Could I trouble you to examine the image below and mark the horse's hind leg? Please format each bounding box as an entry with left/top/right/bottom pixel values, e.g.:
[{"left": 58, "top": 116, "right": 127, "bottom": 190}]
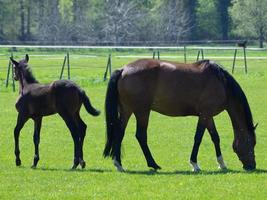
[
  {"left": 113, "top": 109, "right": 131, "bottom": 172},
  {"left": 190, "top": 117, "right": 206, "bottom": 172},
  {"left": 135, "top": 111, "right": 161, "bottom": 170},
  {"left": 14, "top": 113, "right": 28, "bottom": 166},
  {"left": 61, "top": 114, "right": 80, "bottom": 169},
  {"left": 206, "top": 118, "right": 227, "bottom": 170},
  {"left": 76, "top": 114, "right": 87, "bottom": 169},
  {"left": 31, "top": 117, "right": 42, "bottom": 168}
]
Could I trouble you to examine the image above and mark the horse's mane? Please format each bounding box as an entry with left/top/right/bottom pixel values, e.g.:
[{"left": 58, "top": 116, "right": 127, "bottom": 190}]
[
  {"left": 22, "top": 65, "right": 39, "bottom": 84},
  {"left": 210, "top": 61, "right": 255, "bottom": 136}
]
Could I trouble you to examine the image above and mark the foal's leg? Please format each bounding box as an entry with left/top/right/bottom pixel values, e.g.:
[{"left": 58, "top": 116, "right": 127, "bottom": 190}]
[
  {"left": 206, "top": 118, "right": 227, "bottom": 170},
  {"left": 190, "top": 118, "right": 205, "bottom": 172},
  {"left": 31, "top": 117, "right": 42, "bottom": 168},
  {"left": 135, "top": 111, "right": 161, "bottom": 170},
  {"left": 113, "top": 110, "right": 131, "bottom": 172},
  {"left": 14, "top": 113, "right": 28, "bottom": 166},
  {"left": 76, "top": 114, "right": 87, "bottom": 168}
]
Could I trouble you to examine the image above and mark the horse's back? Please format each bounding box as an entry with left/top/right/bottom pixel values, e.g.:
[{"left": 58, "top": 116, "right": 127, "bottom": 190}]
[{"left": 118, "top": 59, "right": 227, "bottom": 117}]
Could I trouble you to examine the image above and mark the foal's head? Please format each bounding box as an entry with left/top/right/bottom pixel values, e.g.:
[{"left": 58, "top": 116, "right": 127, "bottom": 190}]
[{"left": 10, "top": 54, "right": 29, "bottom": 81}]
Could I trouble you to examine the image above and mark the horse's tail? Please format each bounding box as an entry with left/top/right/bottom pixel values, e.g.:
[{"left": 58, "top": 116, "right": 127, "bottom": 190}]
[
  {"left": 80, "top": 91, "right": 100, "bottom": 116},
  {"left": 103, "top": 69, "right": 123, "bottom": 158}
]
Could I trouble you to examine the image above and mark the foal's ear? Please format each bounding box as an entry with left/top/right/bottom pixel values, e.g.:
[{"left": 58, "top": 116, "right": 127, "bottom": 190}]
[
  {"left": 254, "top": 123, "right": 259, "bottom": 130},
  {"left": 10, "top": 57, "right": 19, "bottom": 66},
  {"left": 25, "top": 54, "right": 29, "bottom": 62}
]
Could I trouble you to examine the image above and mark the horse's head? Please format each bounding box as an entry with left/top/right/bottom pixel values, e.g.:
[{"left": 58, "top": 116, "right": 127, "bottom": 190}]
[
  {"left": 10, "top": 54, "right": 29, "bottom": 81},
  {"left": 233, "top": 124, "right": 257, "bottom": 170}
]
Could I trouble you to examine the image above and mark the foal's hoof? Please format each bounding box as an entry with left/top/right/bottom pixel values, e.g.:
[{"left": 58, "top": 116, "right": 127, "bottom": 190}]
[{"left": 16, "top": 159, "right": 21, "bottom": 166}]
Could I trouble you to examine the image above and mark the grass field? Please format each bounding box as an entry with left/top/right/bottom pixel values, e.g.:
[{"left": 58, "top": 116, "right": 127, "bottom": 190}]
[{"left": 0, "top": 48, "right": 266, "bottom": 199}]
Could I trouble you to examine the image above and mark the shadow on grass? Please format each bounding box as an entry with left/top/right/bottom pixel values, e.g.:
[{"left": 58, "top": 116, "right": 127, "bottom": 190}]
[
  {"left": 19, "top": 166, "right": 267, "bottom": 176},
  {"left": 34, "top": 167, "right": 112, "bottom": 173},
  {"left": 124, "top": 168, "right": 267, "bottom": 176}
]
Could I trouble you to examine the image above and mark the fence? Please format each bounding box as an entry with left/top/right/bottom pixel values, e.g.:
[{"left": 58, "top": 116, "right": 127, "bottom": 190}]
[{"left": 1, "top": 45, "right": 267, "bottom": 91}]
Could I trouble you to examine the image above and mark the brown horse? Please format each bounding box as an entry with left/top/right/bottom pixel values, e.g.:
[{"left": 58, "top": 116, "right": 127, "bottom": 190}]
[
  {"left": 104, "top": 59, "right": 257, "bottom": 172},
  {"left": 10, "top": 55, "right": 100, "bottom": 169}
]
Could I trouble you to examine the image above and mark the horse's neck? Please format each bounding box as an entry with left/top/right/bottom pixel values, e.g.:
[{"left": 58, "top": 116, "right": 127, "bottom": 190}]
[
  {"left": 19, "top": 78, "right": 34, "bottom": 95},
  {"left": 226, "top": 98, "right": 247, "bottom": 134}
]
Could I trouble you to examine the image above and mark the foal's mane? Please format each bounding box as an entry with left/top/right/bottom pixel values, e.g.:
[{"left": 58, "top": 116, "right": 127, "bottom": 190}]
[
  {"left": 210, "top": 61, "right": 255, "bottom": 136},
  {"left": 22, "top": 64, "right": 39, "bottom": 84}
]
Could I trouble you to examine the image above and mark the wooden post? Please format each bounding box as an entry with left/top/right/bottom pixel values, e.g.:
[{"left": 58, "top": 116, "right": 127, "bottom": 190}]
[
  {"left": 5, "top": 52, "right": 15, "bottom": 91},
  {"left": 67, "top": 52, "right": 70, "bottom": 79},
  {"left": 59, "top": 55, "right": 67, "bottom": 79},
  {"left": 11, "top": 62, "right": 15, "bottom": 92},
  {"left": 104, "top": 54, "right": 112, "bottom": 81},
  {"left": 183, "top": 46, "right": 187, "bottom": 63},
  {"left": 243, "top": 47, "right": 247, "bottom": 74},
  {"left": 196, "top": 50, "right": 200, "bottom": 61},
  {"left": 232, "top": 49, "right": 237, "bottom": 74},
  {"left": 152, "top": 51, "right": 156, "bottom": 59},
  {"left": 5, "top": 60, "right": 11, "bottom": 87},
  {"left": 201, "top": 49, "right": 204, "bottom": 59}
]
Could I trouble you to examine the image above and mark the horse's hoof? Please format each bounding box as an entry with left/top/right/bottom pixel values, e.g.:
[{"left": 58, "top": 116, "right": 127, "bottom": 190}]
[
  {"left": 190, "top": 160, "right": 201, "bottom": 172},
  {"left": 149, "top": 164, "right": 161, "bottom": 171},
  {"left": 113, "top": 160, "right": 125, "bottom": 172},
  {"left": 31, "top": 165, "right": 37, "bottom": 169},
  {"left": 16, "top": 159, "right": 21, "bottom": 166},
  {"left": 79, "top": 160, "right": 86, "bottom": 169}
]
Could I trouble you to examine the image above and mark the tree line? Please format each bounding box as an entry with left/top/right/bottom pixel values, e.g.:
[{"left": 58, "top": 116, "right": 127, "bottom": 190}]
[{"left": 0, "top": 0, "right": 266, "bottom": 47}]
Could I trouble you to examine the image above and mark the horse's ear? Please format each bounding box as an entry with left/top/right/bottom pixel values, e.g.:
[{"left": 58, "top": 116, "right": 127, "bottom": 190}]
[
  {"left": 25, "top": 54, "right": 29, "bottom": 62},
  {"left": 10, "top": 57, "right": 18, "bottom": 66},
  {"left": 254, "top": 123, "right": 258, "bottom": 130}
]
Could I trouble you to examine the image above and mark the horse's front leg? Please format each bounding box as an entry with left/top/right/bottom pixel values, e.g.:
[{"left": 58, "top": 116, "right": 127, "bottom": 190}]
[
  {"left": 14, "top": 113, "right": 28, "bottom": 166},
  {"left": 32, "top": 117, "right": 42, "bottom": 168}
]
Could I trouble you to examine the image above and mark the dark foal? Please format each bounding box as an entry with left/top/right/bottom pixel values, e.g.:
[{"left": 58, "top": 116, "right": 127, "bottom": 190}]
[
  {"left": 11, "top": 55, "right": 100, "bottom": 169},
  {"left": 104, "top": 59, "right": 257, "bottom": 172}
]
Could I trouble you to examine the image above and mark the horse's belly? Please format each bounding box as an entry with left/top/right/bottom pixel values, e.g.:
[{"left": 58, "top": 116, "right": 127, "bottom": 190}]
[{"left": 151, "top": 101, "right": 197, "bottom": 116}]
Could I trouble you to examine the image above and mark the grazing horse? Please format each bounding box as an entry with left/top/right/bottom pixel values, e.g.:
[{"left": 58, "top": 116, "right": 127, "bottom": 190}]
[
  {"left": 10, "top": 55, "right": 100, "bottom": 169},
  {"left": 104, "top": 59, "right": 257, "bottom": 172}
]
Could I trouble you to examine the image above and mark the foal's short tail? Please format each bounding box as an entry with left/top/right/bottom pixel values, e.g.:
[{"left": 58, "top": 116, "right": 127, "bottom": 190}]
[
  {"left": 103, "top": 69, "right": 123, "bottom": 158},
  {"left": 80, "top": 91, "right": 100, "bottom": 116}
]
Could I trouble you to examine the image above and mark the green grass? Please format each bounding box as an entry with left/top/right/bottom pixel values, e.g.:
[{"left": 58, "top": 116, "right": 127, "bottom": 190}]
[{"left": 0, "top": 49, "right": 266, "bottom": 199}]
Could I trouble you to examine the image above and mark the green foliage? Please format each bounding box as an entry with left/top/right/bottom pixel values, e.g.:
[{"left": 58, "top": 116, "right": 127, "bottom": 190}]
[
  {"left": 230, "top": 0, "right": 267, "bottom": 47},
  {"left": 196, "top": 0, "right": 220, "bottom": 39}
]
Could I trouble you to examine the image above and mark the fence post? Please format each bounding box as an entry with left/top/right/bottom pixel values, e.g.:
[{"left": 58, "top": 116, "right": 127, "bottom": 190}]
[
  {"left": 67, "top": 52, "right": 70, "bottom": 79},
  {"left": 243, "top": 47, "right": 247, "bottom": 74},
  {"left": 5, "top": 51, "right": 15, "bottom": 91},
  {"left": 196, "top": 50, "right": 200, "bottom": 61},
  {"left": 232, "top": 49, "right": 237, "bottom": 73},
  {"left": 183, "top": 46, "right": 187, "bottom": 63},
  {"left": 59, "top": 55, "right": 67, "bottom": 79},
  {"left": 104, "top": 54, "right": 112, "bottom": 81},
  {"left": 201, "top": 49, "right": 204, "bottom": 59},
  {"left": 152, "top": 51, "right": 156, "bottom": 59}
]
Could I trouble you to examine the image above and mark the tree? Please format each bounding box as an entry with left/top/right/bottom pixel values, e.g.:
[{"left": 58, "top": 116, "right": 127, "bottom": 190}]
[
  {"left": 230, "top": 0, "right": 267, "bottom": 48},
  {"left": 215, "top": 0, "right": 231, "bottom": 40},
  {"left": 160, "top": 0, "right": 192, "bottom": 43},
  {"left": 196, "top": 0, "right": 220, "bottom": 40},
  {"left": 102, "top": 0, "right": 146, "bottom": 45}
]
